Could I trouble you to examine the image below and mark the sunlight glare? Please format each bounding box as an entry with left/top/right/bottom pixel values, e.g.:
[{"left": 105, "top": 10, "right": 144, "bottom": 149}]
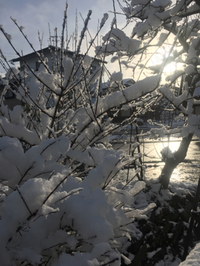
[
  {"left": 163, "top": 61, "right": 177, "bottom": 76},
  {"left": 149, "top": 44, "right": 179, "bottom": 77},
  {"left": 159, "top": 137, "right": 180, "bottom": 153}
]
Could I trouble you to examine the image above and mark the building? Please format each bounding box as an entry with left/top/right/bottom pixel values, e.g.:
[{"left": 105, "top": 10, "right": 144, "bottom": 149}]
[
  {"left": 11, "top": 45, "right": 103, "bottom": 76},
  {"left": 1, "top": 46, "right": 105, "bottom": 109}
]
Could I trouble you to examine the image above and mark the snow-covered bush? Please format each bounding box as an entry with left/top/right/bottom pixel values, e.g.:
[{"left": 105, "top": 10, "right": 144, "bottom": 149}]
[
  {"left": 0, "top": 7, "right": 158, "bottom": 266},
  {"left": 0, "top": 133, "right": 148, "bottom": 265}
]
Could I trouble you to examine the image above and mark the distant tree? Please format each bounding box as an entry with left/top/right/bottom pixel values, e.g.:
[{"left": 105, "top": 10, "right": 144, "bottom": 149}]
[
  {"left": 0, "top": 4, "right": 156, "bottom": 266},
  {"left": 96, "top": 0, "right": 200, "bottom": 188}
]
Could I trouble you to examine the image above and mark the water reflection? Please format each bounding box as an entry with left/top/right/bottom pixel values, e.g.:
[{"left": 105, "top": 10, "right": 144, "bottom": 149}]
[
  {"left": 112, "top": 135, "right": 200, "bottom": 183},
  {"left": 143, "top": 137, "right": 200, "bottom": 183}
]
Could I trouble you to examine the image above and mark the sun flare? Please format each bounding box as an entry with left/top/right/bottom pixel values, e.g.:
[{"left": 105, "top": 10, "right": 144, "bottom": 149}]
[
  {"left": 149, "top": 44, "right": 179, "bottom": 77},
  {"left": 163, "top": 61, "right": 177, "bottom": 75}
]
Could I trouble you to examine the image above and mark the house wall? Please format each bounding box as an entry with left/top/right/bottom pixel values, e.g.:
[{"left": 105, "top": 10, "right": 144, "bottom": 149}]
[
  {"left": 18, "top": 48, "right": 101, "bottom": 75},
  {"left": 10, "top": 47, "right": 104, "bottom": 108}
]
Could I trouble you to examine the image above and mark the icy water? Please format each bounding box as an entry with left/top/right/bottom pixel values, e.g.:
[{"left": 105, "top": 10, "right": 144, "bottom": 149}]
[{"left": 113, "top": 137, "right": 200, "bottom": 183}]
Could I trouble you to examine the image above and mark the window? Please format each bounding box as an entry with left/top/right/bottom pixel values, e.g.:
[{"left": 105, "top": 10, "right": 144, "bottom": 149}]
[{"left": 36, "top": 61, "right": 41, "bottom": 71}]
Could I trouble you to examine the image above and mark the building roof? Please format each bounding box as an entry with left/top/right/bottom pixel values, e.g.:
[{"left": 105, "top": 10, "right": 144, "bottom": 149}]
[{"left": 11, "top": 45, "right": 106, "bottom": 64}]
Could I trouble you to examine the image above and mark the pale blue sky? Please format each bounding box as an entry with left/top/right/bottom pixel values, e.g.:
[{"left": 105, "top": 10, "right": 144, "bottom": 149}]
[{"left": 0, "top": 0, "right": 126, "bottom": 74}]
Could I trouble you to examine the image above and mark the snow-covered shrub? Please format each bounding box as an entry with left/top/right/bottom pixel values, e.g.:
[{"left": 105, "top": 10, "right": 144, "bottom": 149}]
[
  {"left": 0, "top": 134, "right": 149, "bottom": 265},
  {"left": 0, "top": 7, "right": 158, "bottom": 266}
]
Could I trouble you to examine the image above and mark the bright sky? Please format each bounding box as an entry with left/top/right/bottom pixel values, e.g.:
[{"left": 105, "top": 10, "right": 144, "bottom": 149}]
[{"left": 0, "top": 0, "right": 127, "bottom": 75}]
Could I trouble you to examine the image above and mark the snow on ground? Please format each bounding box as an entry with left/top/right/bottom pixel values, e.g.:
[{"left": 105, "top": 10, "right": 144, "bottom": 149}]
[{"left": 179, "top": 242, "right": 200, "bottom": 266}]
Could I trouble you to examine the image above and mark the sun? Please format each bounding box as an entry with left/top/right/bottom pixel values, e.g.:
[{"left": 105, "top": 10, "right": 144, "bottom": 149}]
[
  {"left": 149, "top": 44, "right": 178, "bottom": 77},
  {"left": 163, "top": 61, "right": 177, "bottom": 75}
]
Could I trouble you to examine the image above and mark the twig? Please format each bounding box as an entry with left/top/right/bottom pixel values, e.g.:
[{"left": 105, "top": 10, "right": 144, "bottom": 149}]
[{"left": 16, "top": 185, "right": 32, "bottom": 215}]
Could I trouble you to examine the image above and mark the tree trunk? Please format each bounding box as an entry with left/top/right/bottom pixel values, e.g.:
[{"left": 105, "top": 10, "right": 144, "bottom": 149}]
[{"left": 160, "top": 133, "right": 193, "bottom": 189}]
